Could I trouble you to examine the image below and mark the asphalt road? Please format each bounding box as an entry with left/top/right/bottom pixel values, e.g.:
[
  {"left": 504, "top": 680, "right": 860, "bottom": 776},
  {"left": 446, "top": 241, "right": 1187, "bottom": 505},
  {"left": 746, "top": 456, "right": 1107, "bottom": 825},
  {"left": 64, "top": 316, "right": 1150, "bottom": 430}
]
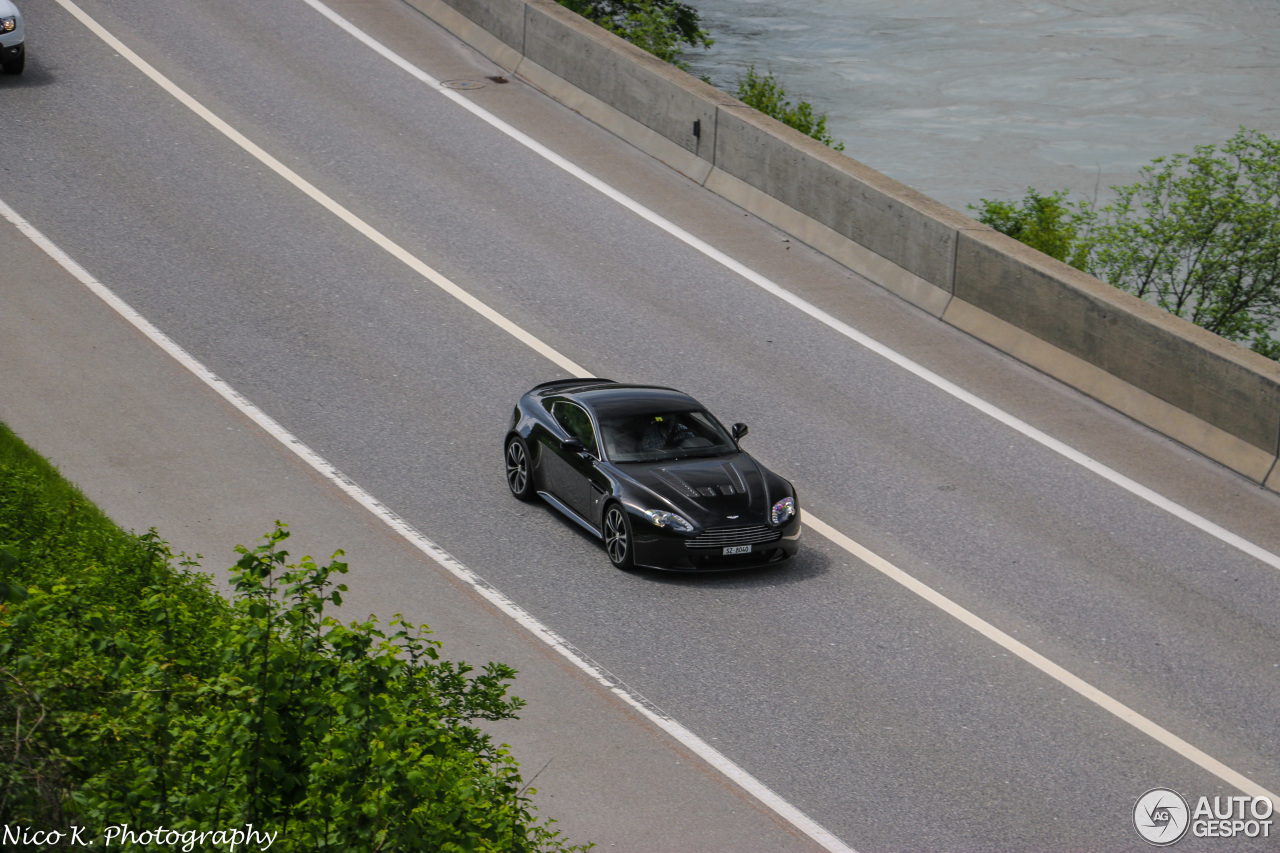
[{"left": 2, "top": 0, "right": 1279, "bottom": 850}]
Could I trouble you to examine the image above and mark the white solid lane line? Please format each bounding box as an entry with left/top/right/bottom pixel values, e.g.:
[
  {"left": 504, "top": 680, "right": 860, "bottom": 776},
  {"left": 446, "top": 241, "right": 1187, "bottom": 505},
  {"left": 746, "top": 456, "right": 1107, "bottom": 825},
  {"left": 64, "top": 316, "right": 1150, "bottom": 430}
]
[
  {"left": 807, "top": 516, "right": 1276, "bottom": 803},
  {"left": 45, "top": 0, "right": 1278, "bottom": 824},
  {"left": 35, "top": 5, "right": 847, "bottom": 851},
  {"left": 0, "top": 192, "right": 854, "bottom": 853},
  {"left": 306, "top": 0, "right": 1280, "bottom": 578}
]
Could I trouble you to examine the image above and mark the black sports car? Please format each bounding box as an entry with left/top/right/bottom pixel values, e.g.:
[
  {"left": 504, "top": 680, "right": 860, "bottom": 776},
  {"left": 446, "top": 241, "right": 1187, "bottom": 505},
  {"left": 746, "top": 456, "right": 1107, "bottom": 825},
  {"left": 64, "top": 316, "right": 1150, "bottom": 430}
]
[{"left": 504, "top": 379, "right": 801, "bottom": 571}]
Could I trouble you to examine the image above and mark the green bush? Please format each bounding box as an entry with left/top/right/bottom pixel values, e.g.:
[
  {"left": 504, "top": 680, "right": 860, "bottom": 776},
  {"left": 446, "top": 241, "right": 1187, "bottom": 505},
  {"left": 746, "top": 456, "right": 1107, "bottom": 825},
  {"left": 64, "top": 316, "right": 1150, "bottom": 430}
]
[
  {"left": 971, "top": 129, "right": 1280, "bottom": 361},
  {"left": 557, "top": 0, "right": 711, "bottom": 69},
  {"left": 0, "top": 435, "right": 228, "bottom": 831},
  {"left": 0, "top": 424, "right": 585, "bottom": 851},
  {"left": 1085, "top": 128, "right": 1280, "bottom": 359},
  {"left": 971, "top": 188, "right": 1089, "bottom": 271},
  {"left": 735, "top": 66, "right": 844, "bottom": 151}
]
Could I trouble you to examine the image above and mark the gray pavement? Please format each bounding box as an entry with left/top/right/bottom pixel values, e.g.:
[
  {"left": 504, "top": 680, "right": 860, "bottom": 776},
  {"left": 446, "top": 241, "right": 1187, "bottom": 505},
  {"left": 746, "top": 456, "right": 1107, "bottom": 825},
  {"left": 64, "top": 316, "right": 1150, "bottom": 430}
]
[
  {"left": 2, "top": 0, "right": 1279, "bottom": 849},
  {"left": 0, "top": 218, "right": 825, "bottom": 852}
]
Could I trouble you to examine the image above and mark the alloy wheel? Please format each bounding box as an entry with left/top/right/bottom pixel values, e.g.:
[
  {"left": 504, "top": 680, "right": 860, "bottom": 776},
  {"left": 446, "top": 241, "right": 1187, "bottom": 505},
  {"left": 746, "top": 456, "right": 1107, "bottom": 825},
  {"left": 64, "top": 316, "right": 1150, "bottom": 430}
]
[
  {"left": 505, "top": 440, "right": 530, "bottom": 497},
  {"left": 605, "top": 506, "right": 629, "bottom": 566}
]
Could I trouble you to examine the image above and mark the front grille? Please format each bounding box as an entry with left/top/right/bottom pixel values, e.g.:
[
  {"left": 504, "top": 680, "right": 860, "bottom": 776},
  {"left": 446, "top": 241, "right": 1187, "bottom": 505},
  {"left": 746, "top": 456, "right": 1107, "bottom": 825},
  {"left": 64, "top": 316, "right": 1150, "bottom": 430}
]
[{"left": 686, "top": 524, "right": 782, "bottom": 551}]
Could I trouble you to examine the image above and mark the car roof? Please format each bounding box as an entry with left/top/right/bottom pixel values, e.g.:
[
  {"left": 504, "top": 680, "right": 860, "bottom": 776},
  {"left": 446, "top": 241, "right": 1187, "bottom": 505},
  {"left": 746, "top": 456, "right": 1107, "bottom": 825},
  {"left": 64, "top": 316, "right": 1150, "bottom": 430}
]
[
  {"left": 527, "top": 380, "right": 706, "bottom": 415},
  {"left": 575, "top": 385, "right": 703, "bottom": 416}
]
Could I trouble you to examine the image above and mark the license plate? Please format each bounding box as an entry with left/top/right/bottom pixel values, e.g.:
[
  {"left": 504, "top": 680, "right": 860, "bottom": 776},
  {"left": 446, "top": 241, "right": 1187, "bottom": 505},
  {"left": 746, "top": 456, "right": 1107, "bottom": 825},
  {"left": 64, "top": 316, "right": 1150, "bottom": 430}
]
[{"left": 722, "top": 545, "right": 752, "bottom": 555}]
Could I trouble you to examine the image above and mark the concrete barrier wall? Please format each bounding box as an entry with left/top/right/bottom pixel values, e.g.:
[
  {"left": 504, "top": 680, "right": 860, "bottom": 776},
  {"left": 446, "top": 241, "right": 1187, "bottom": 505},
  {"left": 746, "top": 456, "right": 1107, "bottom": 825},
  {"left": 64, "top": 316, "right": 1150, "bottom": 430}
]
[
  {"left": 405, "top": 0, "right": 1280, "bottom": 491},
  {"left": 710, "top": 105, "right": 968, "bottom": 301},
  {"left": 949, "top": 231, "right": 1280, "bottom": 484},
  {"left": 446, "top": 0, "right": 526, "bottom": 52},
  {"left": 522, "top": 0, "right": 724, "bottom": 164}
]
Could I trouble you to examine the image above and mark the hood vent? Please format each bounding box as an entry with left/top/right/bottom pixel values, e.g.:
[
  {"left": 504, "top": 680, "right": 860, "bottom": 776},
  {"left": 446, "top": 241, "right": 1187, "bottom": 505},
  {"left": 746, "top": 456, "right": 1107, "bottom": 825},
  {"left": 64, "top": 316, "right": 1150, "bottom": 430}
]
[
  {"left": 722, "top": 462, "right": 747, "bottom": 494},
  {"left": 655, "top": 463, "right": 748, "bottom": 499},
  {"left": 653, "top": 467, "right": 700, "bottom": 498}
]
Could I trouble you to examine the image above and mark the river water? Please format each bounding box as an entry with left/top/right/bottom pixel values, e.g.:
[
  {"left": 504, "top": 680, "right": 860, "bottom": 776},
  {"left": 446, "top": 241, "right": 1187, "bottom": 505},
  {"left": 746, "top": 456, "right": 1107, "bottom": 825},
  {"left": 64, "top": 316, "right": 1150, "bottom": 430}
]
[{"left": 682, "top": 0, "right": 1280, "bottom": 213}]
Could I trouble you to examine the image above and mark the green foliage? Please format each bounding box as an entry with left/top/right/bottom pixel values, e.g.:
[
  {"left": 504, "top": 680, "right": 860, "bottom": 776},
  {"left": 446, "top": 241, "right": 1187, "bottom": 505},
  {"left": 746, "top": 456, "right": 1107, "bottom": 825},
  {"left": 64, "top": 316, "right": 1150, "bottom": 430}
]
[
  {"left": 0, "top": 449, "right": 225, "bottom": 830},
  {"left": 0, "top": 428, "right": 586, "bottom": 851},
  {"left": 971, "top": 188, "right": 1090, "bottom": 271},
  {"left": 1084, "top": 128, "right": 1280, "bottom": 358},
  {"left": 0, "top": 422, "right": 116, "bottom": 535},
  {"left": 735, "top": 66, "right": 844, "bottom": 151},
  {"left": 972, "top": 129, "right": 1280, "bottom": 360},
  {"left": 0, "top": 424, "right": 225, "bottom": 647},
  {"left": 558, "top": 0, "right": 711, "bottom": 68}
]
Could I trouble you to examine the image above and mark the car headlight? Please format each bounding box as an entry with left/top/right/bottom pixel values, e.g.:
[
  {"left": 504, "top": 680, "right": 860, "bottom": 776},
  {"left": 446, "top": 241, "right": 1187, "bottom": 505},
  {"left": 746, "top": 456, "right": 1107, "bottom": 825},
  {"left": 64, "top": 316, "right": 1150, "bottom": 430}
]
[
  {"left": 0, "top": 17, "right": 16, "bottom": 33},
  {"left": 771, "top": 496, "right": 796, "bottom": 525},
  {"left": 642, "top": 509, "right": 694, "bottom": 532}
]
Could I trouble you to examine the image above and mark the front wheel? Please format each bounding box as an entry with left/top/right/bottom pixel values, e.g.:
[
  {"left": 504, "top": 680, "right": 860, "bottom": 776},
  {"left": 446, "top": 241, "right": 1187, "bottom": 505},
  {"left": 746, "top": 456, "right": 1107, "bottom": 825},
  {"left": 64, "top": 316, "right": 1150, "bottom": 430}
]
[
  {"left": 504, "top": 436, "right": 536, "bottom": 501},
  {"left": 1, "top": 47, "right": 24, "bottom": 75},
  {"left": 603, "top": 503, "right": 634, "bottom": 570}
]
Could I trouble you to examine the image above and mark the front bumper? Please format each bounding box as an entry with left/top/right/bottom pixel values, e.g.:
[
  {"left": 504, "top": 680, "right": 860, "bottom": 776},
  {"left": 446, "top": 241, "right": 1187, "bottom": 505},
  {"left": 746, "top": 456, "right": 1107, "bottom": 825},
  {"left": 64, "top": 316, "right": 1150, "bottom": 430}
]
[{"left": 629, "top": 514, "right": 802, "bottom": 572}]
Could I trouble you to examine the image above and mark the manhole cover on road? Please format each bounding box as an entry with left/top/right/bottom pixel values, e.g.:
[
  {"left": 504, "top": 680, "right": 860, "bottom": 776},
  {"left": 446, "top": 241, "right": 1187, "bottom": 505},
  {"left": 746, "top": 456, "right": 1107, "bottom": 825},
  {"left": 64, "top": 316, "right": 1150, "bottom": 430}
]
[{"left": 440, "top": 79, "right": 485, "bottom": 90}]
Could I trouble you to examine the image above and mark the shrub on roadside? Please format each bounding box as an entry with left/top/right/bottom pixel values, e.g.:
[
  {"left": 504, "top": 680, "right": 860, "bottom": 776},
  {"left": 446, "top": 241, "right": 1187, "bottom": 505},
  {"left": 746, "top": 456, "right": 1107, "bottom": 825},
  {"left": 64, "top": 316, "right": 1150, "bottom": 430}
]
[
  {"left": 557, "top": 0, "right": 712, "bottom": 68},
  {"left": 0, "top": 423, "right": 585, "bottom": 851},
  {"left": 735, "top": 65, "right": 844, "bottom": 151},
  {"left": 971, "top": 188, "right": 1090, "bottom": 270}
]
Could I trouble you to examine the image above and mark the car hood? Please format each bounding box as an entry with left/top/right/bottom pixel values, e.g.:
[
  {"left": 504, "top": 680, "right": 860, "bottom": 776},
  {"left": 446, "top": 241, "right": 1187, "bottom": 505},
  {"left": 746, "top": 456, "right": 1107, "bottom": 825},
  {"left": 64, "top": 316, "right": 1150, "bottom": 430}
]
[
  {"left": 620, "top": 453, "right": 777, "bottom": 524},
  {"left": 0, "top": 1, "right": 18, "bottom": 18}
]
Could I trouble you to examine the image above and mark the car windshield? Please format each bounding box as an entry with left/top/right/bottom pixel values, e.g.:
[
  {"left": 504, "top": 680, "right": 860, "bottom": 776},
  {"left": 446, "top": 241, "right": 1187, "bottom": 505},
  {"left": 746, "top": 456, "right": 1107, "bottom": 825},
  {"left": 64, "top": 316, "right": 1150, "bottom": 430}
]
[{"left": 598, "top": 409, "right": 736, "bottom": 463}]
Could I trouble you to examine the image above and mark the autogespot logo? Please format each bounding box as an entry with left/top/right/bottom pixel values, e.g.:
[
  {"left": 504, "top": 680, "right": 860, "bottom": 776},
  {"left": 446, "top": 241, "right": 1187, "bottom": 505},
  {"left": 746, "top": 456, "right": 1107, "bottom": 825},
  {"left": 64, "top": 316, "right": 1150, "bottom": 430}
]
[{"left": 1135, "top": 788, "right": 1191, "bottom": 846}]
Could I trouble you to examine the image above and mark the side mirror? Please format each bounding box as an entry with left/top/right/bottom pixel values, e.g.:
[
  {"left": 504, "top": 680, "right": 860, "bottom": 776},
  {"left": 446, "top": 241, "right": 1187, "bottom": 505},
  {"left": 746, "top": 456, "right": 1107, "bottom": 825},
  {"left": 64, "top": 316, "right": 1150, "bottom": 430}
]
[
  {"left": 562, "top": 436, "right": 585, "bottom": 452},
  {"left": 732, "top": 423, "right": 749, "bottom": 441}
]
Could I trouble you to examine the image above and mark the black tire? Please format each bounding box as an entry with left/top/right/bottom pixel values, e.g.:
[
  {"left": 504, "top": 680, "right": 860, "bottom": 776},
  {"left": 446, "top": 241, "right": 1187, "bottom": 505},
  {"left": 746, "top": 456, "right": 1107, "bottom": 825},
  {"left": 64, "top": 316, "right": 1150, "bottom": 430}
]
[
  {"left": 504, "top": 436, "right": 536, "bottom": 501},
  {"left": 2, "top": 46, "right": 24, "bottom": 75},
  {"left": 603, "top": 503, "right": 634, "bottom": 570}
]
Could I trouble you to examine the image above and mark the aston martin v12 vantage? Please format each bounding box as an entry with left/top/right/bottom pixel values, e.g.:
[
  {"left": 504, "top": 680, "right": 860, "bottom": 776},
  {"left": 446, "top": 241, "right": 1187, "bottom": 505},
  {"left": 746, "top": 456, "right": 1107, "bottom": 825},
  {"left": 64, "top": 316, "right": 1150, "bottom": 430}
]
[{"left": 505, "top": 379, "right": 801, "bottom": 571}]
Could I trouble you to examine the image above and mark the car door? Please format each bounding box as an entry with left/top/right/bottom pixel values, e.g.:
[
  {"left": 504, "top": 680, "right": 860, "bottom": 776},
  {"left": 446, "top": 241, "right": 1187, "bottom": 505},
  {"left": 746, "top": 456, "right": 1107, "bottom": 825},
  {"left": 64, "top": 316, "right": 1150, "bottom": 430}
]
[{"left": 547, "top": 401, "right": 604, "bottom": 522}]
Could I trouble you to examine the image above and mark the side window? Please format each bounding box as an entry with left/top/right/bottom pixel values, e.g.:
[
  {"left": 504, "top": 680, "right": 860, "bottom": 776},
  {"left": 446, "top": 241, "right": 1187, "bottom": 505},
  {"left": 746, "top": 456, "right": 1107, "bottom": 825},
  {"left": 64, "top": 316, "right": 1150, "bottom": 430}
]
[{"left": 551, "top": 402, "right": 598, "bottom": 456}]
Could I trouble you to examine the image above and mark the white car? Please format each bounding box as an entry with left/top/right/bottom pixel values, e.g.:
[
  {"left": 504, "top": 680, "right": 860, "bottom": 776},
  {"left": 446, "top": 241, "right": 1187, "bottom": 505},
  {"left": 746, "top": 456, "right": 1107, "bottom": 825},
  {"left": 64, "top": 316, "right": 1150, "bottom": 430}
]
[{"left": 0, "top": 0, "right": 23, "bottom": 75}]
